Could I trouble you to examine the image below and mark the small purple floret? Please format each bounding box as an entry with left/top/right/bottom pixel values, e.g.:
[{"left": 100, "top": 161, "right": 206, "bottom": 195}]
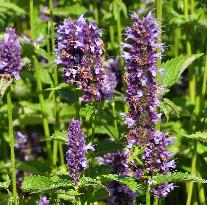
[{"left": 38, "top": 196, "right": 49, "bottom": 205}]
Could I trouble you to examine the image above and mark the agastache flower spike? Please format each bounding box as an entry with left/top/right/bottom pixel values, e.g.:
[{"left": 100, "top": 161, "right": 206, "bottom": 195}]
[
  {"left": 123, "top": 12, "right": 176, "bottom": 198},
  {"left": 0, "top": 28, "right": 23, "bottom": 80},
  {"left": 122, "top": 12, "right": 162, "bottom": 128},
  {"left": 56, "top": 15, "right": 114, "bottom": 103},
  {"left": 65, "top": 119, "right": 87, "bottom": 184}
]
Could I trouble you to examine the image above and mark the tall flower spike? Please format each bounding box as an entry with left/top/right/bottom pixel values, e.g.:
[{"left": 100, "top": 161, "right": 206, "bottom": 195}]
[
  {"left": 122, "top": 12, "right": 162, "bottom": 128},
  {"left": 0, "top": 28, "right": 23, "bottom": 80},
  {"left": 66, "top": 119, "right": 87, "bottom": 184},
  {"left": 56, "top": 15, "right": 114, "bottom": 103},
  {"left": 123, "top": 12, "right": 176, "bottom": 198}
]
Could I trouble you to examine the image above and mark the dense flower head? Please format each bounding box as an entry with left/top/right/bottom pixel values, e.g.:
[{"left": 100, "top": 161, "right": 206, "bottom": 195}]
[
  {"left": 122, "top": 12, "right": 176, "bottom": 198},
  {"left": 38, "top": 196, "right": 50, "bottom": 205},
  {"left": 126, "top": 127, "right": 176, "bottom": 197},
  {"left": 0, "top": 28, "right": 23, "bottom": 80},
  {"left": 56, "top": 15, "right": 114, "bottom": 102},
  {"left": 66, "top": 119, "right": 87, "bottom": 184},
  {"left": 122, "top": 12, "right": 163, "bottom": 128}
]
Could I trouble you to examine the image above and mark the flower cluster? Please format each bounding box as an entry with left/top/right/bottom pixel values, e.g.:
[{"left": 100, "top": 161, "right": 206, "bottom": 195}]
[
  {"left": 38, "top": 196, "right": 50, "bottom": 205},
  {"left": 65, "top": 119, "right": 87, "bottom": 184},
  {"left": 56, "top": 15, "right": 114, "bottom": 103},
  {"left": 123, "top": 12, "right": 175, "bottom": 198},
  {"left": 0, "top": 28, "right": 23, "bottom": 80},
  {"left": 122, "top": 12, "right": 162, "bottom": 128},
  {"left": 101, "top": 151, "right": 136, "bottom": 205}
]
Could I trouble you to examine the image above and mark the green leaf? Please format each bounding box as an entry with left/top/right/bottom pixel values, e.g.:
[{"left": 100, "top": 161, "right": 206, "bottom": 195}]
[
  {"left": 51, "top": 130, "right": 67, "bottom": 142},
  {"left": 151, "top": 172, "right": 207, "bottom": 186},
  {"left": 43, "top": 4, "right": 87, "bottom": 16},
  {"left": 85, "top": 105, "right": 96, "bottom": 121},
  {"left": 46, "top": 83, "right": 69, "bottom": 91},
  {"left": 0, "top": 175, "right": 10, "bottom": 190},
  {"left": 99, "top": 174, "right": 144, "bottom": 192},
  {"left": 35, "top": 48, "right": 52, "bottom": 61},
  {"left": 22, "top": 175, "right": 73, "bottom": 193},
  {"left": 182, "top": 132, "right": 207, "bottom": 143},
  {"left": 0, "top": 2, "right": 26, "bottom": 15},
  {"left": 0, "top": 75, "right": 13, "bottom": 97},
  {"left": 161, "top": 54, "right": 203, "bottom": 87}
]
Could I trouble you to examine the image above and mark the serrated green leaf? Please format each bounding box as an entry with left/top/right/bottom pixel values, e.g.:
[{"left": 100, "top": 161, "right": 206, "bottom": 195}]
[
  {"left": 22, "top": 175, "right": 73, "bottom": 193},
  {"left": 0, "top": 175, "right": 10, "bottom": 190},
  {"left": 152, "top": 172, "right": 207, "bottom": 186},
  {"left": 78, "top": 177, "right": 108, "bottom": 194},
  {"left": 51, "top": 130, "right": 67, "bottom": 142},
  {"left": 182, "top": 132, "right": 207, "bottom": 143},
  {"left": 85, "top": 105, "right": 96, "bottom": 121},
  {"left": 161, "top": 54, "right": 203, "bottom": 87},
  {"left": 46, "top": 83, "right": 69, "bottom": 91},
  {"left": 98, "top": 174, "right": 144, "bottom": 192}
]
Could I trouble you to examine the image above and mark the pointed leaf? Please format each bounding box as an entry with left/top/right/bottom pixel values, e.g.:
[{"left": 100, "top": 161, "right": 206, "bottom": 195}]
[{"left": 161, "top": 54, "right": 203, "bottom": 87}]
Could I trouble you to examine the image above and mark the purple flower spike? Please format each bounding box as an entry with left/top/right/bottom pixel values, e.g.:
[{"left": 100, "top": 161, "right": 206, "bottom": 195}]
[
  {"left": 56, "top": 15, "right": 114, "bottom": 103},
  {"left": 66, "top": 119, "right": 87, "bottom": 184},
  {"left": 122, "top": 12, "right": 162, "bottom": 128},
  {"left": 123, "top": 12, "right": 176, "bottom": 198},
  {"left": 0, "top": 28, "right": 23, "bottom": 80},
  {"left": 38, "top": 196, "right": 49, "bottom": 205}
]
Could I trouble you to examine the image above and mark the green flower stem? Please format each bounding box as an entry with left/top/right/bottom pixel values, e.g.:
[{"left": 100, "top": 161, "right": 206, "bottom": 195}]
[
  {"left": 153, "top": 197, "right": 158, "bottom": 205},
  {"left": 146, "top": 187, "right": 151, "bottom": 205},
  {"left": 186, "top": 142, "right": 197, "bottom": 205},
  {"left": 93, "top": 0, "right": 99, "bottom": 25},
  {"left": 49, "top": 0, "right": 61, "bottom": 168},
  {"left": 30, "top": 0, "right": 52, "bottom": 166},
  {"left": 7, "top": 88, "right": 18, "bottom": 205},
  {"left": 29, "top": 0, "right": 34, "bottom": 39},
  {"left": 112, "top": 102, "right": 119, "bottom": 139},
  {"left": 156, "top": 0, "right": 162, "bottom": 70},
  {"left": 174, "top": 28, "right": 181, "bottom": 57},
  {"left": 33, "top": 56, "right": 53, "bottom": 165},
  {"left": 184, "top": 0, "right": 198, "bottom": 204}
]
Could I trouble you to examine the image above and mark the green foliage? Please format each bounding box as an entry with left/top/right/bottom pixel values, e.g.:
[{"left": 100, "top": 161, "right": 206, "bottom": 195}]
[
  {"left": 160, "top": 54, "right": 203, "bottom": 87},
  {"left": 0, "top": 175, "right": 10, "bottom": 190},
  {"left": 98, "top": 174, "right": 144, "bottom": 192},
  {"left": 182, "top": 132, "right": 207, "bottom": 143},
  {"left": 0, "top": 2, "right": 26, "bottom": 15},
  {"left": 21, "top": 175, "right": 73, "bottom": 193},
  {"left": 151, "top": 172, "right": 207, "bottom": 187},
  {"left": 51, "top": 130, "right": 67, "bottom": 142}
]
